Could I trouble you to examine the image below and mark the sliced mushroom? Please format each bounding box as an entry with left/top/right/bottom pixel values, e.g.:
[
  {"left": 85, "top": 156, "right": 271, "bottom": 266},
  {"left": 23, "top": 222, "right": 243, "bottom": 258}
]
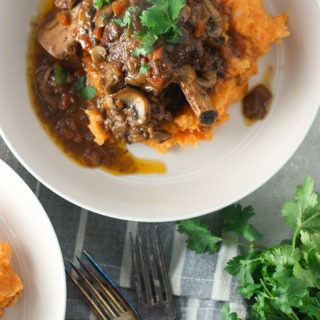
[
  {"left": 90, "top": 46, "right": 107, "bottom": 66},
  {"left": 38, "top": 4, "right": 81, "bottom": 60},
  {"left": 111, "top": 88, "right": 151, "bottom": 125},
  {"left": 197, "top": 70, "right": 217, "bottom": 88},
  {"left": 203, "top": 0, "right": 223, "bottom": 38},
  {"left": 179, "top": 66, "right": 218, "bottom": 126}
]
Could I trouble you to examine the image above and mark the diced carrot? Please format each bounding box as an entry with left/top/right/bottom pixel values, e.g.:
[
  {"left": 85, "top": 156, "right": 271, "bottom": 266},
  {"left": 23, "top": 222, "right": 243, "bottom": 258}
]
[
  {"left": 94, "top": 27, "right": 104, "bottom": 40},
  {"left": 56, "top": 12, "right": 70, "bottom": 26},
  {"left": 112, "top": 0, "right": 128, "bottom": 16},
  {"left": 115, "top": 100, "right": 124, "bottom": 108},
  {"left": 219, "top": 45, "right": 233, "bottom": 59},
  {"left": 194, "top": 20, "right": 206, "bottom": 38}
]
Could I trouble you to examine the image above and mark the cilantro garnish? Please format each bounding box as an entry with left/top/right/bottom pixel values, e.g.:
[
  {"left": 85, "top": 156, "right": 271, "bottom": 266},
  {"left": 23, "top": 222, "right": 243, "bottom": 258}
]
[
  {"left": 177, "top": 218, "right": 222, "bottom": 254},
  {"left": 73, "top": 75, "right": 97, "bottom": 100},
  {"left": 93, "top": 0, "right": 112, "bottom": 9},
  {"left": 177, "top": 176, "right": 320, "bottom": 320},
  {"left": 113, "top": 6, "right": 138, "bottom": 29},
  {"left": 131, "top": 0, "right": 186, "bottom": 56},
  {"left": 221, "top": 304, "right": 241, "bottom": 320},
  {"left": 54, "top": 64, "right": 68, "bottom": 85},
  {"left": 139, "top": 63, "right": 150, "bottom": 74}
]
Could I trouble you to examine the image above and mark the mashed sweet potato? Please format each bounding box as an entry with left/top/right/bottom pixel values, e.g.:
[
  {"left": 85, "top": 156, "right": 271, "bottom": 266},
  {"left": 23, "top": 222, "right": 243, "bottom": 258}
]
[
  {"left": 0, "top": 242, "right": 23, "bottom": 317},
  {"left": 145, "top": 0, "right": 289, "bottom": 152}
]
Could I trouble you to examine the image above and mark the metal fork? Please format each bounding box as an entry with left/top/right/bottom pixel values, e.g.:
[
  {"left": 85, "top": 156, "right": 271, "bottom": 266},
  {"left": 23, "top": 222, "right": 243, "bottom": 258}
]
[
  {"left": 131, "top": 225, "right": 176, "bottom": 320},
  {"left": 66, "top": 250, "right": 141, "bottom": 320}
]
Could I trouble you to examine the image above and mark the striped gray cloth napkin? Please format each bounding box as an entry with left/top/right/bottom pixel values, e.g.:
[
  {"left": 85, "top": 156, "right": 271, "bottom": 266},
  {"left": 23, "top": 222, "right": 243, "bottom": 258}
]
[{"left": 1, "top": 136, "right": 247, "bottom": 320}]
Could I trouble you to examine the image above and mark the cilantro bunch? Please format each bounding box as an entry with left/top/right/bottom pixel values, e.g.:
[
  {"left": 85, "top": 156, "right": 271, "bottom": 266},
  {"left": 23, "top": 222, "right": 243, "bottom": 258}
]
[
  {"left": 132, "top": 0, "right": 186, "bottom": 56},
  {"left": 177, "top": 176, "right": 320, "bottom": 320}
]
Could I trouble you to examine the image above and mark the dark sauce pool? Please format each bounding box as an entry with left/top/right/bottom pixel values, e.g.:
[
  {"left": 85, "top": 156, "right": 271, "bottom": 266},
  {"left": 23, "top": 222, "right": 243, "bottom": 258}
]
[{"left": 26, "top": 1, "right": 166, "bottom": 175}]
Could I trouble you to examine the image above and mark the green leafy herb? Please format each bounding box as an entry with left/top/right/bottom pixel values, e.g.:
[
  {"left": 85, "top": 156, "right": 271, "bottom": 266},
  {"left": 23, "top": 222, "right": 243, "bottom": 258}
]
[
  {"left": 73, "top": 75, "right": 97, "bottom": 100},
  {"left": 113, "top": 6, "right": 138, "bottom": 29},
  {"left": 177, "top": 176, "right": 320, "bottom": 320},
  {"left": 221, "top": 304, "right": 242, "bottom": 320},
  {"left": 220, "top": 204, "right": 263, "bottom": 242},
  {"left": 139, "top": 63, "right": 150, "bottom": 74},
  {"left": 54, "top": 64, "right": 68, "bottom": 85},
  {"left": 177, "top": 218, "right": 222, "bottom": 254},
  {"left": 93, "top": 0, "right": 111, "bottom": 9},
  {"left": 132, "top": 0, "right": 186, "bottom": 56},
  {"left": 132, "top": 32, "right": 158, "bottom": 57},
  {"left": 102, "top": 13, "right": 108, "bottom": 22},
  {"left": 81, "top": 86, "right": 97, "bottom": 100}
]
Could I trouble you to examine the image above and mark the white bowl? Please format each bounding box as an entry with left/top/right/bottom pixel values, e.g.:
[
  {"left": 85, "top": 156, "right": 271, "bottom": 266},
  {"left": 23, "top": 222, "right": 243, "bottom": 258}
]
[{"left": 0, "top": 0, "right": 319, "bottom": 222}]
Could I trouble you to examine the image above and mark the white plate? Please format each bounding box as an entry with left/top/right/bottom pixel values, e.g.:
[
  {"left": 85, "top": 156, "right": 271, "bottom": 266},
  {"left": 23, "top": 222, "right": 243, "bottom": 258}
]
[
  {"left": 0, "top": 160, "right": 66, "bottom": 320},
  {"left": 0, "top": 0, "right": 320, "bottom": 222}
]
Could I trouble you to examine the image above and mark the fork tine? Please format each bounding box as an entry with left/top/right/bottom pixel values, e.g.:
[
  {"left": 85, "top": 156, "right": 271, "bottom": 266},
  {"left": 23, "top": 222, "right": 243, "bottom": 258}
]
[
  {"left": 145, "top": 227, "right": 163, "bottom": 303},
  {"left": 154, "top": 225, "right": 172, "bottom": 301},
  {"left": 137, "top": 230, "right": 154, "bottom": 304},
  {"left": 65, "top": 268, "right": 109, "bottom": 320},
  {"left": 130, "top": 233, "right": 144, "bottom": 307},
  {"left": 69, "top": 260, "right": 117, "bottom": 319},
  {"left": 83, "top": 250, "right": 141, "bottom": 320}
]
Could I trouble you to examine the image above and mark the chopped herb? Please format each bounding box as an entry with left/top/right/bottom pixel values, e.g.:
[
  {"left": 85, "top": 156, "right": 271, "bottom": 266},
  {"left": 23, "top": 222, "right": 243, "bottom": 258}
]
[
  {"left": 72, "top": 75, "right": 86, "bottom": 92},
  {"left": 113, "top": 6, "right": 138, "bottom": 28},
  {"left": 72, "top": 75, "right": 97, "bottom": 100},
  {"left": 177, "top": 176, "right": 320, "bottom": 320},
  {"left": 132, "top": 0, "right": 186, "bottom": 56},
  {"left": 54, "top": 64, "right": 68, "bottom": 85},
  {"left": 93, "top": 0, "right": 111, "bottom": 9},
  {"left": 139, "top": 63, "right": 150, "bottom": 74},
  {"left": 81, "top": 86, "right": 97, "bottom": 100},
  {"left": 132, "top": 32, "right": 158, "bottom": 57},
  {"left": 102, "top": 13, "right": 108, "bottom": 22}
]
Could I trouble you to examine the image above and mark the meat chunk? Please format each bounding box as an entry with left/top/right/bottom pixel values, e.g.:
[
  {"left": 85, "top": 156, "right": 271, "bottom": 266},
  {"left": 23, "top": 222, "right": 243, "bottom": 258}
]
[{"left": 243, "top": 84, "right": 272, "bottom": 120}]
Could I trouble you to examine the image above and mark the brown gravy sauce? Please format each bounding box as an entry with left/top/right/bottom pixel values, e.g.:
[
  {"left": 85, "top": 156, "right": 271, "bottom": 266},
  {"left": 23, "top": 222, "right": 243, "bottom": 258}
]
[{"left": 26, "top": 1, "right": 166, "bottom": 175}]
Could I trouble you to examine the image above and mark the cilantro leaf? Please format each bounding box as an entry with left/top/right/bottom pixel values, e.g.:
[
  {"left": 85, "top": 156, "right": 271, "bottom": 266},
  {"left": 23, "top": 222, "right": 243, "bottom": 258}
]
[
  {"left": 281, "top": 175, "right": 320, "bottom": 232},
  {"left": 261, "top": 245, "right": 301, "bottom": 271},
  {"left": 220, "top": 205, "right": 263, "bottom": 242},
  {"left": 132, "top": 32, "right": 158, "bottom": 56},
  {"left": 54, "top": 64, "right": 68, "bottom": 85},
  {"left": 271, "top": 277, "right": 309, "bottom": 314},
  {"left": 73, "top": 75, "right": 86, "bottom": 92},
  {"left": 237, "top": 283, "right": 261, "bottom": 299},
  {"left": 81, "top": 86, "right": 97, "bottom": 100},
  {"left": 72, "top": 76, "right": 97, "bottom": 100},
  {"left": 176, "top": 219, "right": 222, "bottom": 254},
  {"left": 93, "top": 0, "right": 111, "bottom": 9},
  {"left": 132, "top": 0, "right": 185, "bottom": 56},
  {"left": 113, "top": 6, "right": 138, "bottom": 28},
  {"left": 225, "top": 249, "right": 261, "bottom": 284},
  {"left": 139, "top": 63, "right": 150, "bottom": 74},
  {"left": 221, "top": 304, "right": 242, "bottom": 320}
]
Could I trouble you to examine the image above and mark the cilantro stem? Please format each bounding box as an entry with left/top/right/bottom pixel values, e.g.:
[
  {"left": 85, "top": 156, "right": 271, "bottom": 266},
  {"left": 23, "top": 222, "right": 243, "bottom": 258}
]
[
  {"left": 289, "top": 311, "right": 300, "bottom": 320},
  {"left": 221, "top": 238, "right": 265, "bottom": 250},
  {"left": 259, "top": 280, "right": 300, "bottom": 320},
  {"left": 292, "top": 211, "right": 320, "bottom": 250},
  {"left": 260, "top": 279, "right": 273, "bottom": 299}
]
